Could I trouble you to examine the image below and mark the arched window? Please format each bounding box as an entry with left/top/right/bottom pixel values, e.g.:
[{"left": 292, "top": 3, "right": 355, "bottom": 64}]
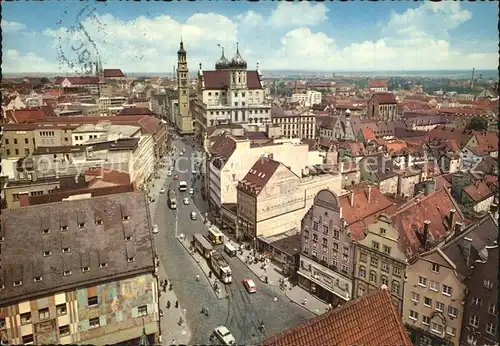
[
  {"left": 381, "top": 275, "right": 388, "bottom": 286},
  {"left": 391, "top": 280, "right": 400, "bottom": 295},
  {"left": 358, "top": 266, "right": 366, "bottom": 279},
  {"left": 369, "top": 271, "right": 377, "bottom": 283}
]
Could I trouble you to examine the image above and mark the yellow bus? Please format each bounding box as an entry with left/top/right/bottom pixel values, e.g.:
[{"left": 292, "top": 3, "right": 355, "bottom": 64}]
[{"left": 207, "top": 228, "right": 224, "bottom": 245}]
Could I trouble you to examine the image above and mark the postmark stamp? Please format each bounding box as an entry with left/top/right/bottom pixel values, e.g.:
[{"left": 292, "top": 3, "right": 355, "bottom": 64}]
[{"left": 54, "top": 4, "right": 105, "bottom": 75}]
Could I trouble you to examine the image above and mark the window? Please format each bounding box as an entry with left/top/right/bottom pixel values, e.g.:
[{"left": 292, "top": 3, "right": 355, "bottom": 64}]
[
  {"left": 391, "top": 281, "right": 400, "bottom": 295},
  {"left": 422, "top": 315, "right": 430, "bottom": 325},
  {"left": 424, "top": 297, "right": 432, "bottom": 307},
  {"left": 486, "top": 322, "right": 496, "bottom": 335},
  {"left": 342, "top": 247, "right": 349, "bottom": 256},
  {"left": 14, "top": 139, "right": 18, "bottom": 144},
  {"left": 59, "top": 325, "right": 70, "bottom": 337},
  {"left": 63, "top": 270, "right": 71, "bottom": 276},
  {"left": 333, "top": 229, "right": 339, "bottom": 239},
  {"left": 431, "top": 263, "right": 440, "bottom": 273},
  {"left": 372, "top": 241, "right": 380, "bottom": 250},
  {"left": 359, "top": 252, "right": 367, "bottom": 263},
  {"left": 429, "top": 280, "right": 439, "bottom": 292},
  {"left": 332, "top": 242, "right": 338, "bottom": 250},
  {"left": 61, "top": 225, "right": 68, "bottom": 231},
  {"left": 6, "top": 149, "right": 10, "bottom": 156},
  {"left": 322, "top": 225, "right": 329, "bottom": 235},
  {"left": 381, "top": 275, "right": 388, "bottom": 286},
  {"left": 484, "top": 279, "right": 493, "bottom": 288},
  {"left": 138, "top": 305, "right": 148, "bottom": 316},
  {"left": 89, "top": 317, "right": 100, "bottom": 328},
  {"left": 22, "top": 334, "right": 34, "bottom": 344},
  {"left": 370, "top": 257, "right": 378, "bottom": 267},
  {"left": 445, "top": 326, "right": 456, "bottom": 336},
  {"left": 100, "top": 262, "right": 108, "bottom": 268},
  {"left": 488, "top": 304, "right": 498, "bottom": 315},
  {"left": 128, "top": 257, "right": 135, "bottom": 262},
  {"left": 313, "top": 222, "right": 318, "bottom": 230},
  {"left": 435, "top": 301, "right": 444, "bottom": 312},
  {"left": 472, "top": 297, "right": 482, "bottom": 307},
  {"left": 34, "top": 276, "right": 42, "bottom": 282},
  {"left": 448, "top": 306, "right": 458, "bottom": 317},
  {"left": 56, "top": 303, "right": 67, "bottom": 316},
  {"left": 13, "top": 280, "right": 22, "bottom": 287},
  {"left": 409, "top": 310, "right": 418, "bottom": 320},
  {"left": 78, "top": 222, "right": 85, "bottom": 228},
  {"left": 369, "top": 271, "right": 377, "bottom": 283},
  {"left": 411, "top": 292, "right": 420, "bottom": 303},
  {"left": 380, "top": 228, "right": 386, "bottom": 235},
  {"left": 96, "top": 219, "right": 103, "bottom": 225},
  {"left": 15, "top": 149, "right": 19, "bottom": 155},
  {"left": 393, "top": 267, "right": 402, "bottom": 277},
  {"left": 430, "top": 322, "right": 443, "bottom": 335},
  {"left": 88, "top": 296, "right": 98, "bottom": 306},
  {"left": 43, "top": 251, "right": 51, "bottom": 257},
  {"left": 358, "top": 266, "right": 366, "bottom": 278},
  {"left": 341, "top": 263, "right": 348, "bottom": 273},
  {"left": 62, "top": 247, "right": 70, "bottom": 253},
  {"left": 418, "top": 276, "right": 427, "bottom": 287},
  {"left": 38, "top": 308, "right": 49, "bottom": 320},
  {"left": 42, "top": 228, "right": 50, "bottom": 235},
  {"left": 82, "top": 266, "right": 90, "bottom": 272},
  {"left": 25, "top": 138, "right": 28, "bottom": 144},
  {"left": 4, "top": 139, "right": 8, "bottom": 145},
  {"left": 442, "top": 285, "right": 452, "bottom": 296},
  {"left": 382, "top": 245, "right": 391, "bottom": 255},
  {"left": 381, "top": 262, "right": 389, "bottom": 272},
  {"left": 123, "top": 215, "right": 130, "bottom": 221},
  {"left": 125, "top": 235, "right": 132, "bottom": 241},
  {"left": 20, "top": 312, "right": 32, "bottom": 325},
  {"left": 469, "top": 315, "right": 479, "bottom": 328}
]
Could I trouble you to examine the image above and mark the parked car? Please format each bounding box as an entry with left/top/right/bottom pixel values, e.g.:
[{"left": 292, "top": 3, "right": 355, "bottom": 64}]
[
  {"left": 189, "top": 188, "right": 194, "bottom": 195},
  {"left": 190, "top": 211, "right": 197, "bottom": 220},
  {"left": 213, "top": 326, "right": 235, "bottom": 346},
  {"left": 160, "top": 188, "right": 165, "bottom": 194},
  {"left": 242, "top": 279, "right": 257, "bottom": 293},
  {"left": 173, "top": 175, "right": 179, "bottom": 180},
  {"left": 167, "top": 171, "right": 172, "bottom": 176},
  {"left": 183, "top": 197, "right": 190, "bottom": 205},
  {"left": 192, "top": 169, "right": 197, "bottom": 174},
  {"left": 152, "top": 224, "right": 159, "bottom": 234}
]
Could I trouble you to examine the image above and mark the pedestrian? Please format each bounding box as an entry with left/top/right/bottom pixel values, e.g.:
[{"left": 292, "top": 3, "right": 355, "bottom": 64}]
[
  {"left": 175, "top": 300, "right": 179, "bottom": 308},
  {"left": 195, "top": 274, "right": 200, "bottom": 282},
  {"left": 273, "top": 296, "right": 278, "bottom": 302},
  {"left": 159, "top": 309, "right": 163, "bottom": 317}
]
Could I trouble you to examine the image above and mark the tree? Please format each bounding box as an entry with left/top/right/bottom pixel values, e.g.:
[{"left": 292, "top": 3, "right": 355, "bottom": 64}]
[
  {"left": 40, "top": 77, "right": 49, "bottom": 85},
  {"left": 466, "top": 116, "right": 489, "bottom": 131}
]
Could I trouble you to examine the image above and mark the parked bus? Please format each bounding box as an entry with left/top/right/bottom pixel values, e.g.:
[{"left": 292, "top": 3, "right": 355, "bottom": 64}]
[
  {"left": 192, "top": 233, "right": 213, "bottom": 259},
  {"left": 207, "top": 227, "right": 224, "bottom": 245},
  {"left": 179, "top": 181, "right": 187, "bottom": 192}
]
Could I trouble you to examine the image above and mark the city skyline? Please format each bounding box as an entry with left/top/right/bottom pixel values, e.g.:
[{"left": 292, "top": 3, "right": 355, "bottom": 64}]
[{"left": 2, "top": 1, "right": 498, "bottom": 74}]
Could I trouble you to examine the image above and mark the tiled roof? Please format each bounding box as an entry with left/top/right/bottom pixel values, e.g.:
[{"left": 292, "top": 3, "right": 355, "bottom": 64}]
[
  {"left": 339, "top": 140, "right": 365, "bottom": 157},
  {"left": 368, "top": 80, "right": 388, "bottom": 88},
  {"left": 202, "top": 70, "right": 262, "bottom": 90},
  {"left": 118, "top": 107, "right": 154, "bottom": 116},
  {"left": 209, "top": 134, "right": 238, "bottom": 169},
  {"left": 0, "top": 191, "right": 155, "bottom": 305},
  {"left": 262, "top": 287, "right": 412, "bottom": 346},
  {"left": 339, "top": 185, "right": 395, "bottom": 241},
  {"left": 361, "top": 127, "right": 376, "bottom": 141},
  {"left": 426, "top": 127, "right": 474, "bottom": 147},
  {"left": 386, "top": 140, "right": 407, "bottom": 155},
  {"left": 390, "top": 188, "right": 465, "bottom": 259},
  {"left": 85, "top": 169, "right": 131, "bottom": 186},
  {"left": 360, "top": 153, "right": 397, "bottom": 181},
  {"left": 434, "top": 174, "right": 452, "bottom": 191},
  {"left": 10, "top": 109, "right": 46, "bottom": 123},
  {"left": 471, "top": 131, "right": 498, "bottom": 154},
  {"left": 103, "top": 69, "right": 125, "bottom": 78},
  {"left": 463, "top": 180, "right": 494, "bottom": 203},
  {"left": 55, "top": 76, "right": 99, "bottom": 85},
  {"left": 238, "top": 157, "right": 281, "bottom": 196},
  {"left": 372, "top": 92, "right": 397, "bottom": 104}
]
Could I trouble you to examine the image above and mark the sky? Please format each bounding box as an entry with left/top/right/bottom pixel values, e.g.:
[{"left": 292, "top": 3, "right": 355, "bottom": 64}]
[{"left": 2, "top": 1, "right": 498, "bottom": 74}]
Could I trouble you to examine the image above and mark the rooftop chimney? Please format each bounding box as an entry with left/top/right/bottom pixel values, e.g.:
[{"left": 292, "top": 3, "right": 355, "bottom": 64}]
[
  {"left": 422, "top": 220, "right": 431, "bottom": 250},
  {"left": 349, "top": 191, "right": 355, "bottom": 207},
  {"left": 454, "top": 222, "right": 463, "bottom": 235},
  {"left": 448, "top": 209, "right": 456, "bottom": 230}
]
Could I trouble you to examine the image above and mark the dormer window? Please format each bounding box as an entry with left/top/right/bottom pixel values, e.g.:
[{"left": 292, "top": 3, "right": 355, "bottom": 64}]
[
  {"left": 13, "top": 280, "right": 22, "bottom": 287},
  {"left": 42, "top": 229, "right": 50, "bottom": 235},
  {"left": 82, "top": 266, "right": 90, "bottom": 272},
  {"left": 62, "top": 247, "right": 70, "bottom": 253},
  {"left": 43, "top": 251, "right": 51, "bottom": 257},
  {"left": 78, "top": 222, "right": 85, "bottom": 228},
  {"left": 63, "top": 270, "right": 71, "bottom": 276},
  {"left": 127, "top": 257, "right": 135, "bottom": 263},
  {"left": 100, "top": 262, "right": 108, "bottom": 268},
  {"left": 34, "top": 276, "right": 43, "bottom": 282},
  {"left": 96, "top": 219, "right": 103, "bottom": 225},
  {"left": 125, "top": 236, "right": 132, "bottom": 241},
  {"left": 123, "top": 215, "right": 130, "bottom": 221},
  {"left": 61, "top": 225, "right": 68, "bottom": 232}
]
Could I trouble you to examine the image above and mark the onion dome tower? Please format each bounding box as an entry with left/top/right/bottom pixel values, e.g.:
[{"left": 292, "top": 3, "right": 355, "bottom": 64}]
[
  {"left": 215, "top": 45, "right": 230, "bottom": 70},
  {"left": 230, "top": 42, "right": 247, "bottom": 69}
]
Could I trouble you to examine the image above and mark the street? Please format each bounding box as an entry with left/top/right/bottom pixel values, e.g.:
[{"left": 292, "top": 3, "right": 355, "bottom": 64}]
[{"left": 152, "top": 135, "right": 313, "bottom": 345}]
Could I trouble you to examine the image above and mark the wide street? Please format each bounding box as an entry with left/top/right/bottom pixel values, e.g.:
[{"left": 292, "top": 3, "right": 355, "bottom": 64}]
[{"left": 152, "top": 135, "right": 313, "bottom": 345}]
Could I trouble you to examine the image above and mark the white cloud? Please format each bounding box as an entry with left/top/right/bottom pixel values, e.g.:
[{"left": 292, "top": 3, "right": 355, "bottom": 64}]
[
  {"left": 3, "top": 50, "right": 60, "bottom": 73},
  {"left": 235, "top": 10, "right": 264, "bottom": 28},
  {"left": 1, "top": 20, "right": 26, "bottom": 33},
  {"left": 270, "top": 2, "right": 329, "bottom": 27}
]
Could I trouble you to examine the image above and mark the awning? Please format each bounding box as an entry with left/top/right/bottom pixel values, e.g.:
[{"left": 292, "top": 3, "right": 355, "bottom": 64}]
[{"left": 298, "top": 271, "right": 350, "bottom": 301}]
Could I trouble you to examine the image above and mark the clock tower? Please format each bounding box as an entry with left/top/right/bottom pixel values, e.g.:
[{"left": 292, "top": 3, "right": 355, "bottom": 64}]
[{"left": 176, "top": 40, "right": 193, "bottom": 134}]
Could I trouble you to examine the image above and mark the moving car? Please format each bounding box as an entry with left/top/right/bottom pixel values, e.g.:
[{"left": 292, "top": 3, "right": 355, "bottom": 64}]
[
  {"left": 152, "top": 224, "right": 159, "bottom": 234},
  {"left": 173, "top": 175, "right": 179, "bottom": 180},
  {"left": 242, "top": 279, "right": 257, "bottom": 293},
  {"left": 183, "top": 197, "right": 190, "bottom": 205},
  {"left": 190, "top": 211, "right": 197, "bottom": 220},
  {"left": 179, "top": 152, "right": 183, "bottom": 156},
  {"left": 160, "top": 188, "right": 165, "bottom": 194},
  {"left": 213, "top": 326, "right": 235, "bottom": 346},
  {"left": 192, "top": 169, "right": 197, "bottom": 174},
  {"left": 189, "top": 188, "right": 194, "bottom": 195},
  {"left": 167, "top": 171, "right": 172, "bottom": 176}
]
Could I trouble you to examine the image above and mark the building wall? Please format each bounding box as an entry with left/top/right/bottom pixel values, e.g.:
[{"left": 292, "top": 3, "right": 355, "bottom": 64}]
[
  {"left": 379, "top": 176, "right": 399, "bottom": 195},
  {"left": 3, "top": 130, "right": 36, "bottom": 158},
  {"left": 271, "top": 115, "right": 316, "bottom": 139},
  {"left": 402, "top": 254, "right": 465, "bottom": 346},
  {"left": 130, "top": 135, "right": 155, "bottom": 190},
  {"left": 0, "top": 273, "right": 158, "bottom": 345},
  {"left": 4, "top": 181, "right": 61, "bottom": 209},
  {"left": 353, "top": 216, "right": 407, "bottom": 313},
  {"left": 470, "top": 195, "right": 494, "bottom": 214},
  {"left": 398, "top": 173, "right": 421, "bottom": 199},
  {"left": 35, "top": 129, "right": 73, "bottom": 147}
]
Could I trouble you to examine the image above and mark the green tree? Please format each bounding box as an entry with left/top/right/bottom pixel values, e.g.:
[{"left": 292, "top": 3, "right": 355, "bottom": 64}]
[{"left": 466, "top": 116, "right": 489, "bottom": 131}]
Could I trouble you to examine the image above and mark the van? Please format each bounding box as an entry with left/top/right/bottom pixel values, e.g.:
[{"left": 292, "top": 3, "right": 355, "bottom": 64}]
[{"left": 224, "top": 243, "right": 238, "bottom": 257}]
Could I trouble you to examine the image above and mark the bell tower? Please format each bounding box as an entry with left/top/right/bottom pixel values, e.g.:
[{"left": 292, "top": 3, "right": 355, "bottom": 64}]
[{"left": 177, "top": 39, "right": 192, "bottom": 133}]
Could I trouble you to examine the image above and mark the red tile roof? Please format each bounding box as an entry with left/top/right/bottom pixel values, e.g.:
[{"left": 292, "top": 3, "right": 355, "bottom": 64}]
[
  {"left": 470, "top": 131, "right": 498, "bottom": 154},
  {"left": 361, "top": 127, "right": 376, "bottom": 141},
  {"left": 85, "top": 169, "right": 131, "bottom": 186},
  {"left": 368, "top": 80, "right": 388, "bottom": 88},
  {"left": 9, "top": 109, "right": 46, "bottom": 123},
  {"left": 438, "top": 107, "right": 489, "bottom": 116},
  {"left": 339, "top": 185, "right": 396, "bottom": 241},
  {"left": 372, "top": 92, "right": 397, "bottom": 104},
  {"left": 262, "top": 287, "right": 412, "bottom": 346},
  {"left": 339, "top": 141, "right": 365, "bottom": 157},
  {"left": 238, "top": 157, "right": 281, "bottom": 196},
  {"left": 426, "top": 127, "right": 474, "bottom": 147},
  {"left": 118, "top": 107, "right": 154, "bottom": 116},
  {"left": 55, "top": 76, "right": 99, "bottom": 85},
  {"left": 386, "top": 140, "right": 407, "bottom": 155},
  {"left": 390, "top": 188, "right": 465, "bottom": 259},
  {"left": 103, "top": 69, "right": 125, "bottom": 78},
  {"left": 463, "top": 180, "right": 494, "bottom": 203},
  {"left": 203, "top": 70, "right": 262, "bottom": 89}
]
